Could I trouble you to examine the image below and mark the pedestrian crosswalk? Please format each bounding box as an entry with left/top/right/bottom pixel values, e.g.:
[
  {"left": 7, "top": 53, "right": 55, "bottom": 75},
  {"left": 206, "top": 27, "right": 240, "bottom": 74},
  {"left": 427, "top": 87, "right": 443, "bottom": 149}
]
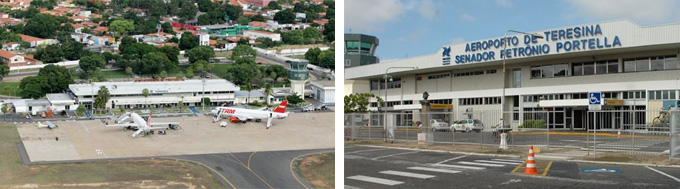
[{"left": 346, "top": 157, "right": 525, "bottom": 187}]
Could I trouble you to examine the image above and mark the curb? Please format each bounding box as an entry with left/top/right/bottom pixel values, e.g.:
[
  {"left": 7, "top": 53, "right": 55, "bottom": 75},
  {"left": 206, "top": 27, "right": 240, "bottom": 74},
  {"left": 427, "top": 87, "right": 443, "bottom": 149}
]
[
  {"left": 357, "top": 145, "right": 521, "bottom": 158},
  {"left": 567, "top": 159, "right": 680, "bottom": 168}
]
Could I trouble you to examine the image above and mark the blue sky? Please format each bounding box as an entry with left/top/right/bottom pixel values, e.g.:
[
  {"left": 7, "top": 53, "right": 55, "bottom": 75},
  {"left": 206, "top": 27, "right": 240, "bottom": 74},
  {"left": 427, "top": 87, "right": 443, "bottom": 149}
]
[{"left": 345, "top": 0, "right": 680, "bottom": 61}]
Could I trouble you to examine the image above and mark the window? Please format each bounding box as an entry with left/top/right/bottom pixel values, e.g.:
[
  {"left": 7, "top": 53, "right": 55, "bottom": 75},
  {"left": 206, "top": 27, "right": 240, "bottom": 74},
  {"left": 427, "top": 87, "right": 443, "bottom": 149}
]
[
  {"left": 573, "top": 63, "right": 583, "bottom": 76},
  {"left": 665, "top": 55, "right": 678, "bottom": 70},
  {"left": 403, "top": 100, "right": 413, "bottom": 105},
  {"left": 531, "top": 63, "right": 568, "bottom": 78},
  {"left": 554, "top": 64, "right": 567, "bottom": 77},
  {"left": 531, "top": 66, "right": 541, "bottom": 78},
  {"left": 454, "top": 71, "right": 484, "bottom": 77},
  {"left": 360, "top": 42, "right": 372, "bottom": 55},
  {"left": 582, "top": 62, "right": 594, "bottom": 75},
  {"left": 459, "top": 98, "right": 483, "bottom": 105},
  {"left": 649, "top": 90, "right": 676, "bottom": 100},
  {"left": 370, "top": 78, "right": 401, "bottom": 90},
  {"left": 623, "top": 91, "right": 646, "bottom": 99},
  {"left": 484, "top": 97, "right": 501, "bottom": 104},
  {"left": 346, "top": 41, "right": 359, "bottom": 54},
  {"left": 428, "top": 73, "right": 450, "bottom": 79},
  {"left": 636, "top": 58, "right": 649, "bottom": 71},
  {"left": 486, "top": 69, "right": 497, "bottom": 74},
  {"left": 595, "top": 61, "right": 607, "bottom": 74}
]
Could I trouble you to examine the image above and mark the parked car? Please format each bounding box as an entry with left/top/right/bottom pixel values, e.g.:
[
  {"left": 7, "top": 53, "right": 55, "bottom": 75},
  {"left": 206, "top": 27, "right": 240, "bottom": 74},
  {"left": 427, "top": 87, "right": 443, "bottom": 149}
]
[
  {"left": 430, "top": 119, "right": 450, "bottom": 131},
  {"left": 451, "top": 119, "right": 484, "bottom": 133}
]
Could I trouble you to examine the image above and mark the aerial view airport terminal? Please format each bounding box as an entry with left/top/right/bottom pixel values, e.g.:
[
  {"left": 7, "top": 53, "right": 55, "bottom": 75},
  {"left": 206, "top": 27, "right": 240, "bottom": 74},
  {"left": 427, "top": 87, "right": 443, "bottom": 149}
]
[{"left": 345, "top": 20, "right": 680, "bottom": 131}]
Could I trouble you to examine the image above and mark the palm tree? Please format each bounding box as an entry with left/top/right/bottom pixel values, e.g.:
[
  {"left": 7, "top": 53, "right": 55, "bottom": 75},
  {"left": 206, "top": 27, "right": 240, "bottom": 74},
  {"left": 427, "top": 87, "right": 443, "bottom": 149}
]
[
  {"left": 263, "top": 83, "right": 273, "bottom": 105},
  {"left": 243, "top": 80, "right": 253, "bottom": 104},
  {"left": 142, "top": 88, "right": 149, "bottom": 109}
]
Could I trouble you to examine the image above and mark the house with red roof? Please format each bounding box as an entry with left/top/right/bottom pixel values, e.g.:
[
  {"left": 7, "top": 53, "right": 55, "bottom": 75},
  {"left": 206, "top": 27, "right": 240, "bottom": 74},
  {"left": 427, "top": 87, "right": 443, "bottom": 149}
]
[
  {"left": 243, "top": 30, "right": 280, "bottom": 41},
  {"left": 19, "top": 34, "right": 57, "bottom": 48},
  {"left": 0, "top": 49, "right": 41, "bottom": 67}
]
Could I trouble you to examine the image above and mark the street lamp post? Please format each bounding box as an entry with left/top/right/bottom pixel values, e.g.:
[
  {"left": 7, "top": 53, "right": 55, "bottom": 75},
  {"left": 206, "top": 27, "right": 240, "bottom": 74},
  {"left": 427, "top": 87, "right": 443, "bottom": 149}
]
[
  {"left": 501, "top": 30, "right": 543, "bottom": 128},
  {"left": 383, "top": 67, "right": 418, "bottom": 113}
]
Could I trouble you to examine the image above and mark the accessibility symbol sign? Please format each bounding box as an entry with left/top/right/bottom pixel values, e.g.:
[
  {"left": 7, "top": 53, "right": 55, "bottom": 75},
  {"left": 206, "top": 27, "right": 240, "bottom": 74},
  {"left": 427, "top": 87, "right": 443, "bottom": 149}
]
[{"left": 589, "top": 92, "right": 602, "bottom": 105}]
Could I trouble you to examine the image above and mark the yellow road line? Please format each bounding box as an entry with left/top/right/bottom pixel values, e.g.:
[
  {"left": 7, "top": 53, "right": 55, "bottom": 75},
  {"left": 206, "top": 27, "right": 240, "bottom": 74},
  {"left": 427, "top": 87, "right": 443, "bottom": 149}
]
[
  {"left": 247, "top": 151, "right": 257, "bottom": 169},
  {"left": 542, "top": 161, "right": 554, "bottom": 176},
  {"left": 511, "top": 161, "right": 526, "bottom": 174},
  {"left": 229, "top": 152, "right": 274, "bottom": 189},
  {"left": 289, "top": 151, "right": 334, "bottom": 189},
  {"left": 510, "top": 132, "right": 667, "bottom": 139},
  {"left": 162, "top": 157, "right": 237, "bottom": 189}
]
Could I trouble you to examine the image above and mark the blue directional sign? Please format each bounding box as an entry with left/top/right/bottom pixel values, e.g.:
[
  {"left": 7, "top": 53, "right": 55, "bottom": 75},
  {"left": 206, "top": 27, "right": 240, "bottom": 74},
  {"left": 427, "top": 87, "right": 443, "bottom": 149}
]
[
  {"left": 589, "top": 92, "right": 602, "bottom": 105},
  {"left": 581, "top": 168, "right": 622, "bottom": 173}
]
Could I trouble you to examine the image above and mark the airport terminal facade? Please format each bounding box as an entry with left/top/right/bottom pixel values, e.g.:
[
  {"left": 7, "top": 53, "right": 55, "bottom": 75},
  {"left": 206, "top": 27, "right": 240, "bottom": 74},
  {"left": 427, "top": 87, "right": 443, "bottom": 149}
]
[{"left": 345, "top": 20, "right": 680, "bottom": 131}]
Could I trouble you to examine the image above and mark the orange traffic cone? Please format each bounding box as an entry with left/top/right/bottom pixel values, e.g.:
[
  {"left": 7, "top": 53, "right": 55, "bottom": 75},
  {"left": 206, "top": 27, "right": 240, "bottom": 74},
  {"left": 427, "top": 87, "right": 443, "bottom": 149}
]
[
  {"left": 525, "top": 146, "right": 538, "bottom": 175},
  {"left": 617, "top": 128, "right": 621, "bottom": 138}
]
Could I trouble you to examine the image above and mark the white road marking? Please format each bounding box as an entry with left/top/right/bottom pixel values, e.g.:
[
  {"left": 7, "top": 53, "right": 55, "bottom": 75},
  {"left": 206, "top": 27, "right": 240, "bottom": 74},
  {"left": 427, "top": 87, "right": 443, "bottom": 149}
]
[
  {"left": 474, "top": 160, "right": 521, "bottom": 165},
  {"left": 407, "top": 167, "right": 462, "bottom": 174},
  {"left": 458, "top": 161, "right": 506, "bottom": 167},
  {"left": 346, "top": 175, "right": 404, "bottom": 186},
  {"left": 346, "top": 148, "right": 386, "bottom": 154},
  {"left": 371, "top": 151, "right": 418, "bottom": 160},
  {"left": 379, "top": 170, "right": 436, "bottom": 179},
  {"left": 646, "top": 166, "right": 680, "bottom": 183},
  {"left": 434, "top": 155, "right": 468, "bottom": 165},
  {"left": 431, "top": 163, "right": 486, "bottom": 170},
  {"left": 491, "top": 159, "right": 525, "bottom": 163},
  {"left": 344, "top": 185, "right": 363, "bottom": 189}
]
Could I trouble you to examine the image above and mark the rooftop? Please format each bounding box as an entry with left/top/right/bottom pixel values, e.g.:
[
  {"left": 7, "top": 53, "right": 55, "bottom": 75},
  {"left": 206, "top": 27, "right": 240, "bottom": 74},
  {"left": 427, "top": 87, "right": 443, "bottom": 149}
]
[
  {"left": 69, "top": 79, "right": 239, "bottom": 96},
  {"left": 0, "top": 49, "right": 19, "bottom": 59},
  {"left": 235, "top": 90, "right": 265, "bottom": 97},
  {"left": 18, "top": 34, "right": 44, "bottom": 43},
  {"left": 46, "top": 93, "right": 75, "bottom": 102}
]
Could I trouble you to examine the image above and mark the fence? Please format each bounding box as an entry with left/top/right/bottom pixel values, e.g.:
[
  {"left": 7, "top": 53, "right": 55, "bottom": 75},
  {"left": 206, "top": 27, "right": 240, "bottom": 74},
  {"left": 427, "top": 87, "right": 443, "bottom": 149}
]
[{"left": 345, "top": 109, "right": 677, "bottom": 157}]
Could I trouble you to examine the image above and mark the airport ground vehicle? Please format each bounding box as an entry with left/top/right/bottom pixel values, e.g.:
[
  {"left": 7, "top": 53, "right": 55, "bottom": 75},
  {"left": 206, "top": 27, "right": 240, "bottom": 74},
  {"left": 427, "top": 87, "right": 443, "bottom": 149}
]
[{"left": 451, "top": 119, "right": 484, "bottom": 133}]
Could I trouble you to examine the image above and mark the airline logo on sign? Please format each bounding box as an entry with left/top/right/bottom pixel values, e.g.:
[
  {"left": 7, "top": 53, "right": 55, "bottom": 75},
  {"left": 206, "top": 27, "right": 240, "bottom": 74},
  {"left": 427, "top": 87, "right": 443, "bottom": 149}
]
[
  {"left": 442, "top": 46, "right": 451, "bottom": 65},
  {"left": 221, "top": 108, "right": 236, "bottom": 114}
]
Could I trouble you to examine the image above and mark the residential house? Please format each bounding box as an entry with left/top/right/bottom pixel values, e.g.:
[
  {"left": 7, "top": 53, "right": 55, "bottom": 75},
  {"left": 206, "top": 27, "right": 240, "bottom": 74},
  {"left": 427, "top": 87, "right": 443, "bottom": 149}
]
[
  {"left": 248, "top": 21, "right": 267, "bottom": 28},
  {"left": 19, "top": 34, "right": 57, "bottom": 48},
  {"left": 93, "top": 26, "right": 108, "bottom": 35},
  {"left": 244, "top": 0, "right": 273, "bottom": 7},
  {"left": 3, "top": 42, "right": 19, "bottom": 51},
  {"left": 0, "top": 49, "right": 41, "bottom": 67}
]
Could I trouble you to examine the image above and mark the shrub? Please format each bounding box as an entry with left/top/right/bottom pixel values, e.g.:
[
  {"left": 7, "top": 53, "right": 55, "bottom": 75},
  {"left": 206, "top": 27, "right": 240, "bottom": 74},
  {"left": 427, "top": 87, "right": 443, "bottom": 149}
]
[{"left": 519, "top": 119, "right": 545, "bottom": 128}]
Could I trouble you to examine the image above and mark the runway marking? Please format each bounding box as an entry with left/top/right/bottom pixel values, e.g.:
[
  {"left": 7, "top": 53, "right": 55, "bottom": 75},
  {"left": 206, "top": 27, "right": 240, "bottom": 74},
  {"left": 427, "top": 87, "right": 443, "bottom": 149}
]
[
  {"left": 407, "top": 167, "right": 462, "bottom": 174},
  {"left": 347, "top": 175, "right": 404, "bottom": 186},
  {"left": 247, "top": 151, "right": 257, "bottom": 169},
  {"left": 162, "top": 158, "right": 237, "bottom": 189},
  {"left": 647, "top": 166, "right": 680, "bottom": 183},
  {"left": 345, "top": 148, "right": 386, "bottom": 154},
  {"left": 434, "top": 155, "right": 468, "bottom": 165},
  {"left": 78, "top": 121, "right": 107, "bottom": 158},
  {"left": 344, "top": 185, "right": 363, "bottom": 189},
  {"left": 474, "top": 160, "right": 521, "bottom": 165},
  {"left": 379, "top": 170, "right": 435, "bottom": 179},
  {"left": 229, "top": 152, "right": 274, "bottom": 189},
  {"left": 492, "top": 159, "right": 525, "bottom": 163},
  {"left": 431, "top": 163, "right": 486, "bottom": 170},
  {"left": 542, "top": 161, "right": 553, "bottom": 176},
  {"left": 371, "top": 151, "right": 418, "bottom": 160},
  {"left": 458, "top": 161, "right": 506, "bottom": 167}
]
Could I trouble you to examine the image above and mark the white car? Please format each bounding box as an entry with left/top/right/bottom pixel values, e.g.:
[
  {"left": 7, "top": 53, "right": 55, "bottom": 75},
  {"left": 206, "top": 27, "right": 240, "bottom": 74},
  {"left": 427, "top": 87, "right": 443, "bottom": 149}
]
[
  {"left": 430, "top": 119, "right": 450, "bottom": 131},
  {"left": 451, "top": 119, "right": 484, "bottom": 133}
]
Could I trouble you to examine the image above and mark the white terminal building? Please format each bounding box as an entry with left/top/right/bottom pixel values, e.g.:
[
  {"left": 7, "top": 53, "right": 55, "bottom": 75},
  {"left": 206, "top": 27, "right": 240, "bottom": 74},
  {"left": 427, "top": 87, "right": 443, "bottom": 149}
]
[
  {"left": 345, "top": 20, "right": 680, "bottom": 131},
  {"left": 68, "top": 79, "right": 239, "bottom": 109}
]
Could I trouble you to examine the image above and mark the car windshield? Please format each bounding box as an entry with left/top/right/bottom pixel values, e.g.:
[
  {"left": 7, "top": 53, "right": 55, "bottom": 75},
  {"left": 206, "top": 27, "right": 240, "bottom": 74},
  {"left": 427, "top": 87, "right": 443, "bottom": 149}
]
[
  {"left": 433, "top": 119, "right": 443, "bottom": 122},
  {"left": 474, "top": 120, "right": 482, "bottom": 124},
  {"left": 453, "top": 120, "right": 461, "bottom": 124}
]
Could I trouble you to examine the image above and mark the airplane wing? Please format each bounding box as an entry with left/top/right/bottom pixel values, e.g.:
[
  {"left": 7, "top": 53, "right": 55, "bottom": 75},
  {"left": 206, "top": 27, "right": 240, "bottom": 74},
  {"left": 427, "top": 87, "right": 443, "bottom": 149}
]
[
  {"left": 147, "top": 126, "right": 167, "bottom": 130},
  {"left": 149, "top": 122, "right": 179, "bottom": 126},
  {"left": 37, "top": 122, "right": 47, "bottom": 128},
  {"left": 236, "top": 115, "right": 251, "bottom": 121},
  {"left": 106, "top": 123, "right": 138, "bottom": 127}
]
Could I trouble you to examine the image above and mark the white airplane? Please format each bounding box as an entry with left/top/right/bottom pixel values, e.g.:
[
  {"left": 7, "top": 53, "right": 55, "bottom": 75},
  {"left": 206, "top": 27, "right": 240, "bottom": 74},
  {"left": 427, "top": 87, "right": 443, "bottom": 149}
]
[
  {"left": 211, "top": 100, "right": 289, "bottom": 129},
  {"left": 37, "top": 121, "right": 58, "bottom": 129},
  {"left": 106, "top": 112, "right": 178, "bottom": 138}
]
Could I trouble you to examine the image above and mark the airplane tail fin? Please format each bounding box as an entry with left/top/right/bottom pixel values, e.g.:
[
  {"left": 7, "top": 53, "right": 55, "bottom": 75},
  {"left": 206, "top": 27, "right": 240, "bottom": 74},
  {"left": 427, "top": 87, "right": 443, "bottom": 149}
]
[
  {"left": 273, "top": 100, "right": 287, "bottom": 113},
  {"left": 147, "top": 112, "right": 152, "bottom": 127}
]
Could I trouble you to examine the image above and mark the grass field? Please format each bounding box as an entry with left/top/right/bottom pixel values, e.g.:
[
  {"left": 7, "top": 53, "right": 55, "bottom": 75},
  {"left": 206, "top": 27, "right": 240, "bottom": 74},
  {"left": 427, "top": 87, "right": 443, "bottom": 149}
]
[
  {"left": 267, "top": 44, "right": 329, "bottom": 50},
  {"left": 101, "top": 70, "right": 129, "bottom": 78},
  {"left": 286, "top": 55, "right": 306, "bottom": 59},
  {"left": 0, "top": 82, "right": 21, "bottom": 97},
  {"left": 298, "top": 153, "right": 334, "bottom": 189},
  {"left": 0, "top": 123, "right": 223, "bottom": 188}
]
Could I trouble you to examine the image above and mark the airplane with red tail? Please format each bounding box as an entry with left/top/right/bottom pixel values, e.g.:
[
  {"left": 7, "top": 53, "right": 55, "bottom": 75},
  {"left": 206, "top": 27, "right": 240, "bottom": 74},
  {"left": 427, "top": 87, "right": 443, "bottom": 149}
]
[{"left": 211, "top": 100, "right": 289, "bottom": 129}]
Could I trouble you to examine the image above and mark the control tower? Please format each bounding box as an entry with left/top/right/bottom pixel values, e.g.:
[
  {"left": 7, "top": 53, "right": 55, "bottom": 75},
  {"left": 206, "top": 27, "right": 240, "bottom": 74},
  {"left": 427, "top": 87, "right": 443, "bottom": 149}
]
[{"left": 289, "top": 61, "right": 309, "bottom": 96}]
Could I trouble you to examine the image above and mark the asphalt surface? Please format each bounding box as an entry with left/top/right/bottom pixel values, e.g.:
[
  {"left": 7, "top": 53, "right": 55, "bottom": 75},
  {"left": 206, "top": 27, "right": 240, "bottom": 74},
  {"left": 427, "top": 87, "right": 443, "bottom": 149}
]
[
  {"left": 345, "top": 146, "right": 680, "bottom": 188},
  {"left": 350, "top": 128, "right": 670, "bottom": 153}
]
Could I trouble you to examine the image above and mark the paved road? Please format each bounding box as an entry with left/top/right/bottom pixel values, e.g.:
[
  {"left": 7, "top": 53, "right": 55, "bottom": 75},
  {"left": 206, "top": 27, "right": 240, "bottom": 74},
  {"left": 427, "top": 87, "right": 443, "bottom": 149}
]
[
  {"left": 350, "top": 128, "right": 670, "bottom": 153},
  {"left": 345, "top": 146, "right": 680, "bottom": 188},
  {"left": 175, "top": 148, "right": 333, "bottom": 189},
  {"left": 256, "top": 51, "right": 290, "bottom": 69}
]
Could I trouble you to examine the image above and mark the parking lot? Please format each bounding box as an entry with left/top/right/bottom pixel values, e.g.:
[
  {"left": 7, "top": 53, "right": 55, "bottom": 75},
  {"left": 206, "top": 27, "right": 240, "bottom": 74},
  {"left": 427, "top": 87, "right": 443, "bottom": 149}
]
[{"left": 16, "top": 112, "right": 334, "bottom": 162}]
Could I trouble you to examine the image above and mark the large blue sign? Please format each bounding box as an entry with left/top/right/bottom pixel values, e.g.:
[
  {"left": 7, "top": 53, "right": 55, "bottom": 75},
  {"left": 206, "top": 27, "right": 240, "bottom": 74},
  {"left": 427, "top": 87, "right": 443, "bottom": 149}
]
[
  {"left": 447, "top": 24, "right": 623, "bottom": 65},
  {"left": 589, "top": 92, "right": 602, "bottom": 105}
]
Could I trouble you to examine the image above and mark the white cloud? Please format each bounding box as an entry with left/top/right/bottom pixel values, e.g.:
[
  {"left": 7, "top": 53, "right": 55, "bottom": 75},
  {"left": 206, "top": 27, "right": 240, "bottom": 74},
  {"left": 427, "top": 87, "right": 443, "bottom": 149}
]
[
  {"left": 418, "top": 0, "right": 438, "bottom": 19},
  {"left": 397, "top": 28, "right": 429, "bottom": 42},
  {"left": 565, "top": 0, "right": 677, "bottom": 25},
  {"left": 496, "top": 0, "right": 513, "bottom": 8},
  {"left": 451, "top": 37, "right": 466, "bottom": 45},
  {"left": 345, "top": 0, "right": 405, "bottom": 32},
  {"left": 460, "top": 13, "right": 476, "bottom": 22}
]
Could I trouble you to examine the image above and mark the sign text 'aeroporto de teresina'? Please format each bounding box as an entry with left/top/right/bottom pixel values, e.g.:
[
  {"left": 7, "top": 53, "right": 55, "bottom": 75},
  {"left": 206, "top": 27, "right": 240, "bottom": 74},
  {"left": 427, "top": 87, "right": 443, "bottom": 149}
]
[{"left": 445, "top": 24, "right": 622, "bottom": 65}]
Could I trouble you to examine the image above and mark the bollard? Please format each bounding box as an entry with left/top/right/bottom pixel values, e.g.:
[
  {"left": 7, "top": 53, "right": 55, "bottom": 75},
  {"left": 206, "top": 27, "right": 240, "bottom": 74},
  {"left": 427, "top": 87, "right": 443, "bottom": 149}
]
[{"left": 499, "top": 133, "right": 508, "bottom": 150}]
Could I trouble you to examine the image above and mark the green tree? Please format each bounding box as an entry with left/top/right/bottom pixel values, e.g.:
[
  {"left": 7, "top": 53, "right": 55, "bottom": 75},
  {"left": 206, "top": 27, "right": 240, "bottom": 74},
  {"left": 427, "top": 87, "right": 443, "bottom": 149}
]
[
  {"left": 179, "top": 32, "right": 199, "bottom": 50},
  {"left": 159, "top": 70, "right": 167, "bottom": 80},
  {"left": 282, "top": 30, "right": 304, "bottom": 45},
  {"left": 263, "top": 83, "right": 272, "bottom": 104},
  {"left": 30, "top": 0, "right": 57, "bottom": 9},
  {"left": 255, "top": 37, "right": 278, "bottom": 48},
  {"left": 76, "top": 105, "right": 86, "bottom": 116},
  {"left": 266, "top": 1, "right": 281, "bottom": 10},
  {"left": 304, "top": 47, "right": 321, "bottom": 65},
  {"left": 93, "top": 86, "right": 110, "bottom": 114},
  {"left": 242, "top": 80, "right": 253, "bottom": 103},
  {"left": 251, "top": 15, "right": 266, "bottom": 22},
  {"left": 19, "top": 76, "right": 48, "bottom": 99},
  {"left": 34, "top": 44, "right": 63, "bottom": 63},
  {"left": 37, "top": 64, "right": 73, "bottom": 93},
  {"left": 237, "top": 16, "right": 250, "bottom": 25},
  {"left": 24, "top": 13, "right": 60, "bottom": 38},
  {"left": 160, "top": 46, "right": 180, "bottom": 67},
  {"left": 119, "top": 36, "right": 136, "bottom": 52},
  {"left": 0, "top": 65, "right": 8, "bottom": 81},
  {"left": 293, "top": 3, "right": 305, "bottom": 13},
  {"left": 175, "top": 72, "right": 184, "bottom": 79},
  {"left": 191, "top": 60, "right": 210, "bottom": 74},
  {"left": 185, "top": 46, "right": 215, "bottom": 63},
  {"left": 344, "top": 93, "right": 383, "bottom": 113},
  {"left": 140, "top": 52, "right": 171, "bottom": 74},
  {"left": 149, "top": 0, "right": 167, "bottom": 18},
  {"left": 303, "top": 27, "right": 322, "bottom": 44},
  {"left": 109, "top": 19, "right": 135, "bottom": 38},
  {"left": 60, "top": 39, "right": 84, "bottom": 61},
  {"left": 197, "top": 14, "right": 211, "bottom": 25},
  {"left": 142, "top": 88, "right": 149, "bottom": 109},
  {"left": 196, "top": 0, "right": 213, "bottom": 12},
  {"left": 318, "top": 50, "right": 334, "bottom": 70},
  {"left": 286, "top": 92, "right": 304, "bottom": 106},
  {"left": 186, "top": 67, "right": 194, "bottom": 78},
  {"left": 201, "top": 97, "right": 211, "bottom": 105},
  {"left": 79, "top": 55, "right": 106, "bottom": 79},
  {"left": 125, "top": 67, "right": 133, "bottom": 76},
  {"left": 230, "top": 45, "right": 257, "bottom": 64},
  {"left": 1, "top": 103, "right": 8, "bottom": 117},
  {"left": 273, "top": 9, "right": 296, "bottom": 24},
  {"left": 180, "top": 1, "right": 198, "bottom": 19},
  {"left": 323, "top": 18, "right": 334, "bottom": 42},
  {"left": 223, "top": 63, "right": 261, "bottom": 85}
]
